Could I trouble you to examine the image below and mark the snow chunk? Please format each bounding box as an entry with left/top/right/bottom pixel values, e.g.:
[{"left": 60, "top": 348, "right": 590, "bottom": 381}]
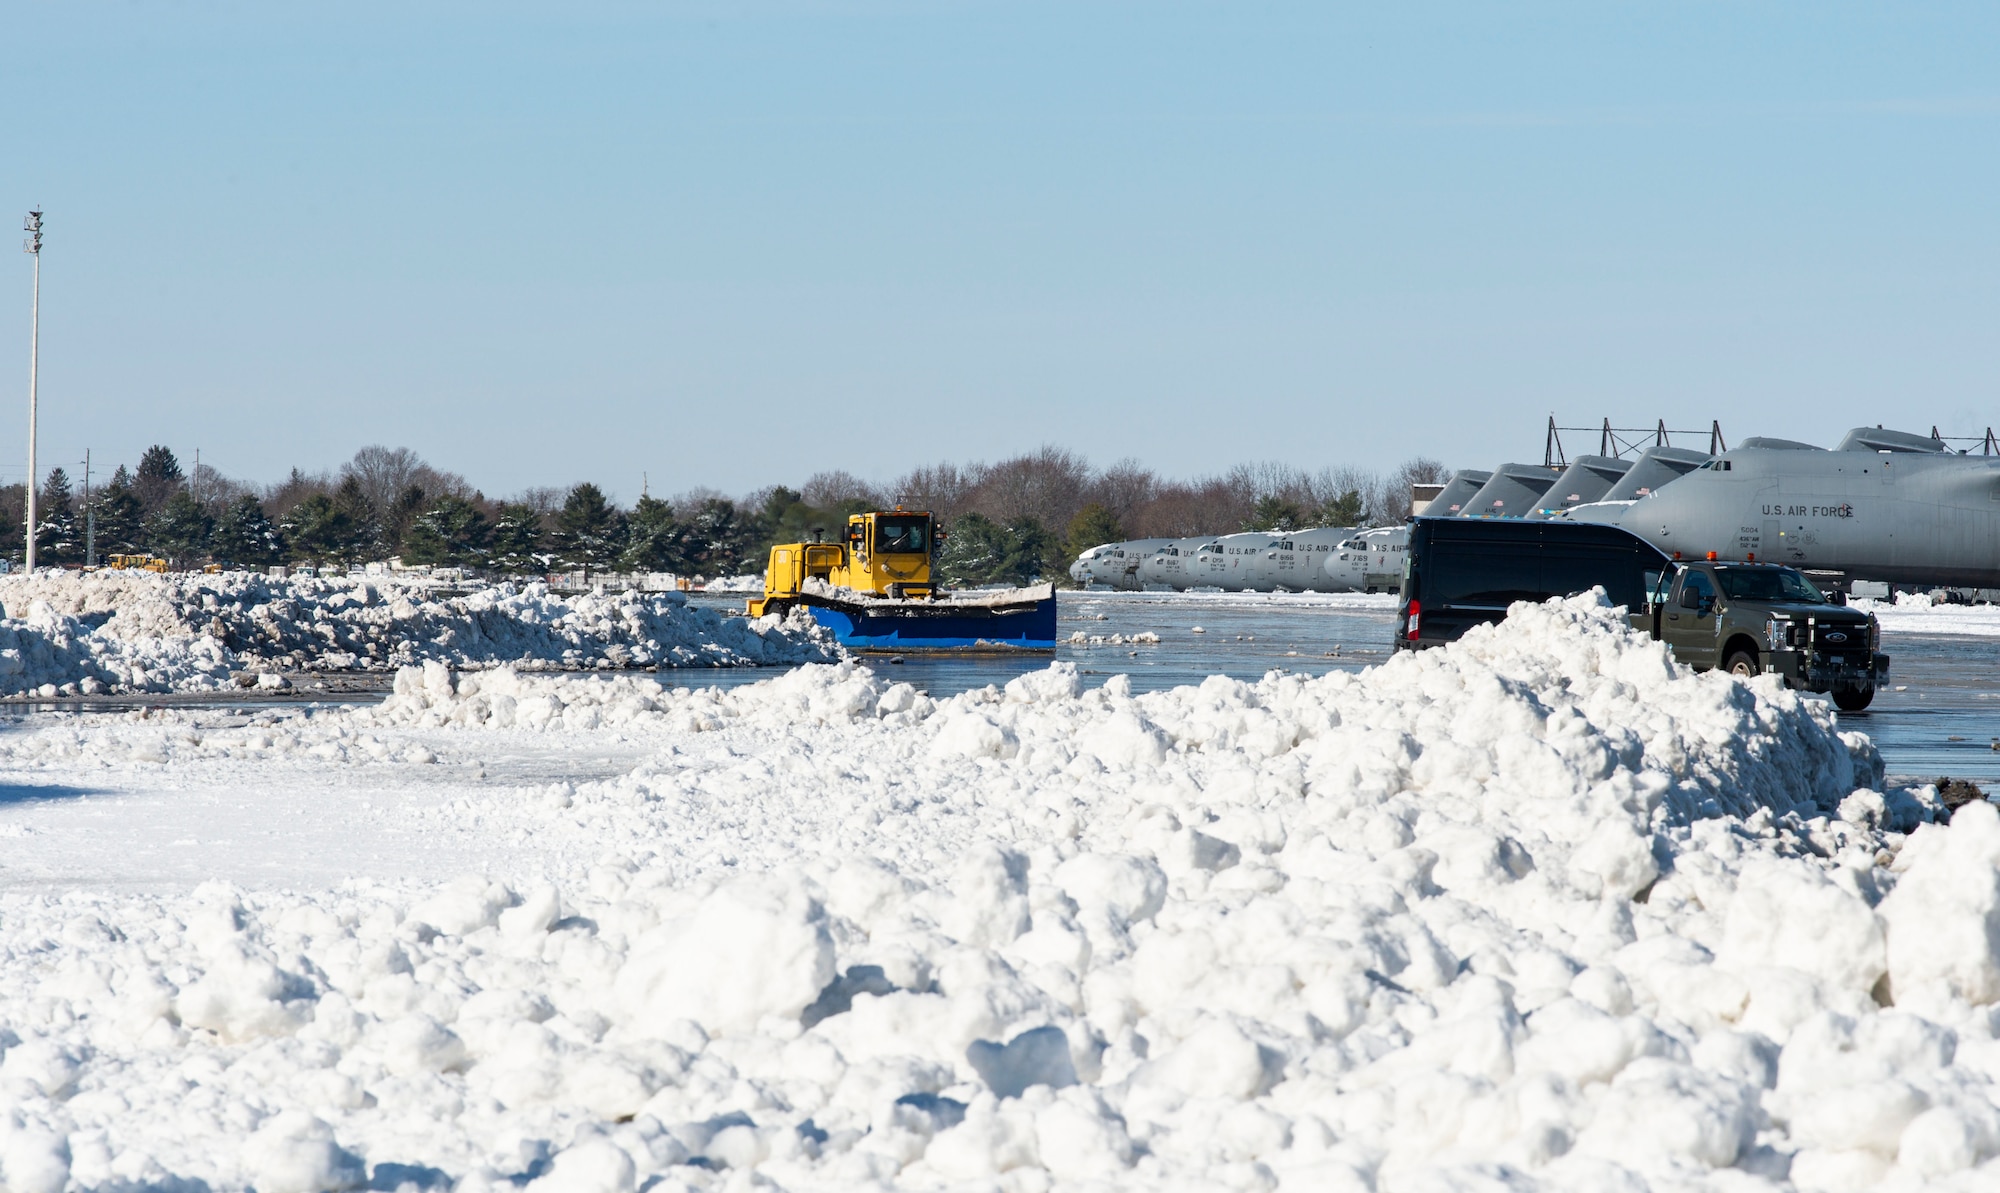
[
  {"left": 1880, "top": 800, "right": 2000, "bottom": 1012},
  {"left": 615, "top": 876, "right": 836, "bottom": 1036}
]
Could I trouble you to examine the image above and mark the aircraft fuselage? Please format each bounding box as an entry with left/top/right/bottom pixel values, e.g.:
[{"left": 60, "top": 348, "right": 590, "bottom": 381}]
[{"left": 1613, "top": 449, "right": 2000, "bottom": 587}]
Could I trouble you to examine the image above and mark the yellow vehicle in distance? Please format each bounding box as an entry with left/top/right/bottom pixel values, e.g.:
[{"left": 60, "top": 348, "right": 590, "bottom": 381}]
[
  {"left": 106, "top": 554, "right": 170, "bottom": 574},
  {"left": 747, "top": 508, "right": 1056, "bottom": 651},
  {"left": 749, "top": 508, "right": 939, "bottom": 617}
]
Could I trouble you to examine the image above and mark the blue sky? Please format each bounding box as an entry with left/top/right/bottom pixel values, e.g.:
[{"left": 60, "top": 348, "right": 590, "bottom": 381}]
[{"left": 3, "top": 2, "right": 1996, "bottom": 502}]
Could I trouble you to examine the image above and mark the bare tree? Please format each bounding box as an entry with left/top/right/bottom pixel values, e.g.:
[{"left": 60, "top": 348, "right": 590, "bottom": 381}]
[
  {"left": 263, "top": 468, "right": 334, "bottom": 522},
  {"left": 342, "top": 446, "right": 428, "bottom": 521},
  {"left": 1382, "top": 456, "right": 1449, "bottom": 522},
  {"left": 189, "top": 463, "right": 258, "bottom": 515},
  {"left": 1084, "top": 459, "right": 1157, "bottom": 527},
  {"left": 802, "top": 470, "right": 884, "bottom": 510},
  {"left": 514, "top": 486, "right": 566, "bottom": 518},
  {"left": 893, "top": 461, "right": 985, "bottom": 521},
  {"left": 969, "top": 445, "right": 1092, "bottom": 530}
]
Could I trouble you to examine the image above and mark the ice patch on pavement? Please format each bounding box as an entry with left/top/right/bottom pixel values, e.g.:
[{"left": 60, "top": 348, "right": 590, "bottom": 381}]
[{"left": 5, "top": 594, "right": 2000, "bottom": 1189}]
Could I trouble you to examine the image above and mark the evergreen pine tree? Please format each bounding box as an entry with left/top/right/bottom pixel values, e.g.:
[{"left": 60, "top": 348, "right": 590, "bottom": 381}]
[
  {"left": 1000, "top": 517, "right": 1052, "bottom": 585},
  {"left": 683, "top": 497, "right": 753, "bottom": 577},
  {"left": 552, "top": 483, "right": 624, "bottom": 577},
  {"left": 383, "top": 484, "right": 428, "bottom": 554},
  {"left": 134, "top": 446, "right": 185, "bottom": 516},
  {"left": 1246, "top": 495, "right": 1303, "bottom": 532},
  {"left": 937, "top": 513, "right": 1011, "bottom": 586},
  {"left": 284, "top": 493, "right": 362, "bottom": 568},
  {"left": 331, "top": 476, "right": 379, "bottom": 555},
  {"left": 402, "top": 496, "right": 492, "bottom": 567},
  {"left": 0, "top": 484, "right": 22, "bottom": 561},
  {"left": 936, "top": 514, "right": 1050, "bottom": 587},
  {"left": 1313, "top": 489, "right": 1365, "bottom": 527},
  {"left": 1059, "top": 503, "right": 1122, "bottom": 582},
  {"left": 621, "top": 495, "right": 692, "bottom": 572},
  {"left": 91, "top": 467, "right": 146, "bottom": 555},
  {"left": 148, "top": 488, "right": 215, "bottom": 565},
  {"left": 489, "top": 504, "right": 547, "bottom": 575},
  {"left": 35, "top": 468, "right": 78, "bottom": 564},
  {"left": 211, "top": 496, "right": 284, "bottom": 568}
]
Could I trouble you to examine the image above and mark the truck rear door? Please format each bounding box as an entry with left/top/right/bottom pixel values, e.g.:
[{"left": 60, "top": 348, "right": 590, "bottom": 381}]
[{"left": 1663, "top": 567, "right": 1721, "bottom": 669}]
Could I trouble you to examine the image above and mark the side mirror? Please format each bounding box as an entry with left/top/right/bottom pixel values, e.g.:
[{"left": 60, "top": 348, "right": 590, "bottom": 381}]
[{"left": 1678, "top": 587, "right": 1701, "bottom": 611}]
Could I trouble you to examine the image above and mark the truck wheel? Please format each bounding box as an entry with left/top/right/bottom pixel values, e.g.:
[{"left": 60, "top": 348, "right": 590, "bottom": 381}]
[
  {"left": 1723, "top": 648, "right": 1760, "bottom": 678},
  {"left": 1832, "top": 685, "right": 1875, "bottom": 711}
]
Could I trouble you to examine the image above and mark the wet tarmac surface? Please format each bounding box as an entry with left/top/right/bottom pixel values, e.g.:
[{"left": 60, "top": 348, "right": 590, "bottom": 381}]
[
  {"left": 655, "top": 592, "right": 2000, "bottom": 788},
  {"left": 3, "top": 590, "right": 1991, "bottom": 790}
]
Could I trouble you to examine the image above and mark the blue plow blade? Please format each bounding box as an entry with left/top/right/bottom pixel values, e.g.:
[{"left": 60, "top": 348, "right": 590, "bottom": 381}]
[{"left": 803, "top": 594, "right": 1058, "bottom": 652}]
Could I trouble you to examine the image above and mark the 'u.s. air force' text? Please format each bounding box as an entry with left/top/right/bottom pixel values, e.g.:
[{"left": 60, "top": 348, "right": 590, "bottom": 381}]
[{"left": 1759, "top": 503, "right": 1854, "bottom": 518}]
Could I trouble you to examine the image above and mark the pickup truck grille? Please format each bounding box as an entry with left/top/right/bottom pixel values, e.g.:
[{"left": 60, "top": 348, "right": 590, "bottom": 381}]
[{"left": 1808, "top": 622, "right": 1867, "bottom": 650}]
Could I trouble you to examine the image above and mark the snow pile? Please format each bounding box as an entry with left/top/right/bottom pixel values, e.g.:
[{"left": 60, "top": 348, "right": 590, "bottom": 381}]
[
  {"left": 1064, "top": 630, "right": 1162, "bottom": 647},
  {"left": 0, "top": 571, "right": 840, "bottom": 696},
  {"left": 10, "top": 595, "right": 2000, "bottom": 1191},
  {"left": 364, "top": 657, "right": 929, "bottom": 736},
  {"left": 700, "top": 573, "right": 765, "bottom": 593},
  {"left": 1851, "top": 593, "right": 2000, "bottom": 640}
]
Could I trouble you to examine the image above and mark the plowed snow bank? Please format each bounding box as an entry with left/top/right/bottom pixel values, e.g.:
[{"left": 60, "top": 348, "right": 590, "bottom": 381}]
[
  {"left": 0, "top": 571, "right": 838, "bottom": 695},
  {"left": 4, "top": 595, "right": 1996, "bottom": 1191}
]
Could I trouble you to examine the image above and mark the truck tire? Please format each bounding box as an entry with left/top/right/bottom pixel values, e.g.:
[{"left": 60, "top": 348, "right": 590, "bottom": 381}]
[
  {"left": 1832, "top": 685, "right": 1875, "bottom": 712},
  {"left": 1723, "top": 647, "right": 1760, "bottom": 678}
]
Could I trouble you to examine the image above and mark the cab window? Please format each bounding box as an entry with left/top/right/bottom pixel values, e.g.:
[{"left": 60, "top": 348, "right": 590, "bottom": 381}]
[
  {"left": 1677, "top": 570, "right": 1716, "bottom": 608},
  {"left": 875, "top": 517, "right": 929, "bottom": 553}
]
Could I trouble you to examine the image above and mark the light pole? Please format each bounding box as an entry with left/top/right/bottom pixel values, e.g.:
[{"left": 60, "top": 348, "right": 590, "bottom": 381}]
[{"left": 22, "top": 209, "right": 42, "bottom": 573}]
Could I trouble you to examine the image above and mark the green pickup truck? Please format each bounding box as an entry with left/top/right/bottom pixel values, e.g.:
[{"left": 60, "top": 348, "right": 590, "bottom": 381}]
[
  {"left": 1397, "top": 519, "right": 1890, "bottom": 710},
  {"left": 1641, "top": 560, "right": 1888, "bottom": 710}
]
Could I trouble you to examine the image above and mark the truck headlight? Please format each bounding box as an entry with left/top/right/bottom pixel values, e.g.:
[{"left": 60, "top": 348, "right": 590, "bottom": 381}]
[
  {"left": 1766, "top": 618, "right": 1789, "bottom": 649},
  {"left": 1869, "top": 617, "right": 1880, "bottom": 650}
]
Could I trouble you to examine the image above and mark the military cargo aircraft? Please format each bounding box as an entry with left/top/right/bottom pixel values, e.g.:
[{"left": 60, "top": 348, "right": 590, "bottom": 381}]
[
  {"left": 1425, "top": 470, "right": 1493, "bottom": 516},
  {"left": 1069, "top": 539, "right": 1178, "bottom": 589},
  {"left": 1526, "top": 455, "right": 1631, "bottom": 520},
  {"left": 1597, "top": 446, "right": 1711, "bottom": 503},
  {"left": 1324, "top": 525, "right": 1409, "bottom": 591},
  {"left": 1182, "top": 532, "right": 1280, "bottom": 589},
  {"left": 1132, "top": 537, "right": 1214, "bottom": 589},
  {"left": 1581, "top": 431, "right": 2000, "bottom": 588},
  {"left": 1461, "top": 463, "right": 1559, "bottom": 518},
  {"left": 1243, "top": 527, "right": 1357, "bottom": 591}
]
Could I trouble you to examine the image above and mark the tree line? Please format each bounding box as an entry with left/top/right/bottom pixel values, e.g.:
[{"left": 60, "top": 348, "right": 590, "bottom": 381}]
[{"left": 0, "top": 444, "right": 1445, "bottom": 585}]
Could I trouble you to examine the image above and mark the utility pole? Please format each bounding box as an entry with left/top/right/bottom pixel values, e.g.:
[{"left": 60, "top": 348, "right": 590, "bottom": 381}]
[
  {"left": 22, "top": 209, "right": 42, "bottom": 573},
  {"left": 83, "top": 449, "right": 94, "bottom": 567}
]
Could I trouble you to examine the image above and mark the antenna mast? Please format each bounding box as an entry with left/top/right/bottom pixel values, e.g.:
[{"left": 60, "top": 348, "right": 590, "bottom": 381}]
[{"left": 22, "top": 210, "right": 43, "bottom": 573}]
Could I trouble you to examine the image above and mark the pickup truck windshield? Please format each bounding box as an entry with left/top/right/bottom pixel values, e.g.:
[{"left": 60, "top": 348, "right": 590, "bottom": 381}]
[{"left": 1715, "top": 567, "right": 1826, "bottom": 604}]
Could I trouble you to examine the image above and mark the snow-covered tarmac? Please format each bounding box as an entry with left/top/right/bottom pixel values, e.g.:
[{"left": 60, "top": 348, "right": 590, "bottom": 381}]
[
  {"left": 2, "top": 596, "right": 1997, "bottom": 1191},
  {"left": 1852, "top": 594, "right": 2000, "bottom": 641}
]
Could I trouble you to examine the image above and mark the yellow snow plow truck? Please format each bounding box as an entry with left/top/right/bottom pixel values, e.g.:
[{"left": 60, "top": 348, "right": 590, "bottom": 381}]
[{"left": 747, "top": 508, "right": 1056, "bottom": 651}]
